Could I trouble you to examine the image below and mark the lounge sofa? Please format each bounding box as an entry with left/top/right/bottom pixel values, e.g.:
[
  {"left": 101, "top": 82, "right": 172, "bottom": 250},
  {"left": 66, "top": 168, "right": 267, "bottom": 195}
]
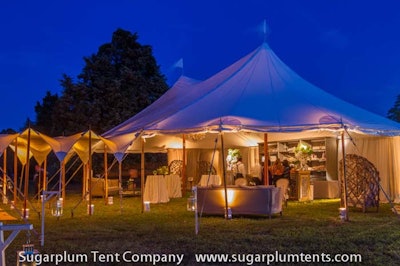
[
  {"left": 91, "top": 177, "right": 120, "bottom": 197},
  {"left": 196, "top": 185, "right": 282, "bottom": 217}
]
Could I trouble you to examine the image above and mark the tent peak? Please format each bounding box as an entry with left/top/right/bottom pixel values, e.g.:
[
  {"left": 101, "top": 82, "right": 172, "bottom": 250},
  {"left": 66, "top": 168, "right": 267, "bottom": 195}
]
[{"left": 260, "top": 42, "right": 271, "bottom": 50}]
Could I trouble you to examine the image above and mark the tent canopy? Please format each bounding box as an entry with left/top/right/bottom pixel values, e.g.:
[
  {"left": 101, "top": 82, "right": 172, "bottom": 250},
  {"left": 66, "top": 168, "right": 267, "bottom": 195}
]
[{"left": 139, "top": 43, "right": 400, "bottom": 136}]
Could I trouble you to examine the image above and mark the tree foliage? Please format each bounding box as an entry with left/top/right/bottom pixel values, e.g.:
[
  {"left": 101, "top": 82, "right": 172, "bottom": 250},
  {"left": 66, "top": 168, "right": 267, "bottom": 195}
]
[
  {"left": 34, "top": 91, "right": 59, "bottom": 133},
  {"left": 387, "top": 95, "right": 400, "bottom": 122},
  {"left": 35, "top": 28, "right": 168, "bottom": 136}
]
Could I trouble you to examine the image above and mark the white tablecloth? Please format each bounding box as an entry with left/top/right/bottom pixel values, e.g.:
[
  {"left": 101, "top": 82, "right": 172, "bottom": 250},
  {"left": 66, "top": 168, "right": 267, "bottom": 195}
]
[
  {"left": 143, "top": 175, "right": 170, "bottom": 203},
  {"left": 199, "top": 175, "right": 221, "bottom": 186},
  {"left": 165, "top": 174, "right": 182, "bottom": 198}
]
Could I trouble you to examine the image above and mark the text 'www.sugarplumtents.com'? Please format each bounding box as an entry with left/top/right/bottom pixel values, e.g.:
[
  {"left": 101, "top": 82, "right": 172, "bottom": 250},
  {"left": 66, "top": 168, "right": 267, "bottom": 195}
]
[{"left": 194, "top": 251, "right": 362, "bottom": 265}]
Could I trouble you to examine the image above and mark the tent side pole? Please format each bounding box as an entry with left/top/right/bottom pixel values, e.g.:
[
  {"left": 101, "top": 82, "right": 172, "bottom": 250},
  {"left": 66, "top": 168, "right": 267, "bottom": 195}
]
[
  {"left": 23, "top": 128, "right": 31, "bottom": 219},
  {"left": 82, "top": 163, "right": 86, "bottom": 199},
  {"left": 104, "top": 146, "right": 108, "bottom": 205},
  {"left": 13, "top": 140, "right": 18, "bottom": 203},
  {"left": 341, "top": 131, "right": 349, "bottom": 221},
  {"left": 3, "top": 149, "right": 7, "bottom": 203},
  {"left": 61, "top": 161, "right": 66, "bottom": 200},
  {"left": 118, "top": 160, "right": 123, "bottom": 214},
  {"left": 141, "top": 138, "right": 145, "bottom": 213},
  {"left": 88, "top": 130, "right": 92, "bottom": 215},
  {"left": 58, "top": 162, "right": 62, "bottom": 197},
  {"left": 220, "top": 132, "right": 230, "bottom": 219},
  {"left": 263, "top": 133, "right": 269, "bottom": 185},
  {"left": 43, "top": 158, "right": 47, "bottom": 192},
  {"left": 37, "top": 162, "right": 42, "bottom": 202},
  {"left": 182, "top": 134, "right": 186, "bottom": 196}
]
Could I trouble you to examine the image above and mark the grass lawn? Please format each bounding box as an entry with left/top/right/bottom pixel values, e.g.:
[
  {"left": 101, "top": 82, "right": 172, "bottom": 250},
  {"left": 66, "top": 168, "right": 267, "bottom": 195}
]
[{"left": 3, "top": 192, "right": 400, "bottom": 265}]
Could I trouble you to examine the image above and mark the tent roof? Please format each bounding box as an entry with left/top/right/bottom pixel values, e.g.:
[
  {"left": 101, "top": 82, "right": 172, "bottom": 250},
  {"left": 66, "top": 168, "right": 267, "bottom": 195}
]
[
  {"left": 144, "top": 43, "right": 400, "bottom": 136},
  {"left": 103, "top": 75, "right": 201, "bottom": 138}
]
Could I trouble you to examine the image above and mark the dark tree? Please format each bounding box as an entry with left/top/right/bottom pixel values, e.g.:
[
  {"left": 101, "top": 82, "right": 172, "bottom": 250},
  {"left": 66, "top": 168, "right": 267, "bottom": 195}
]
[
  {"left": 34, "top": 91, "right": 59, "bottom": 134},
  {"left": 387, "top": 95, "right": 400, "bottom": 122},
  {"left": 35, "top": 28, "right": 168, "bottom": 136},
  {"left": 0, "top": 128, "right": 17, "bottom": 134}
]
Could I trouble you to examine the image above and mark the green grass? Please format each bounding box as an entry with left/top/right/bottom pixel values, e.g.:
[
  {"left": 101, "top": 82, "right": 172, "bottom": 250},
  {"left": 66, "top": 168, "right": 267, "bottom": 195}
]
[{"left": 3, "top": 193, "right": 400, "bottom": 265}]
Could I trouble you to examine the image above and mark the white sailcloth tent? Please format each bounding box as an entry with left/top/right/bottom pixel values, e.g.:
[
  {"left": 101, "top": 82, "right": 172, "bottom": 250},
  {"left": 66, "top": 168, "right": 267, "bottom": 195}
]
[
  {"left": 104, "top": 42, "right": 400, "bottom": 201},
  {"left": 146, "top": 43, "right": 400, "bottom": 135}
]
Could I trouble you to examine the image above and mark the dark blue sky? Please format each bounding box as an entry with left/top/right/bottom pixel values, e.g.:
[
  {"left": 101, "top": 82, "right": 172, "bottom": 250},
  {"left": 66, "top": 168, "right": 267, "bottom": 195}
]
[{"left": 1, "top": 1, "right": 400, "bottom": 131}]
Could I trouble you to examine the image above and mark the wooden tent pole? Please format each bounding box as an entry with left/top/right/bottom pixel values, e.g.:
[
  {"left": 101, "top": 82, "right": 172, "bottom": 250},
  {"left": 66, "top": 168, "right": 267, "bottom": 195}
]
[
  {"left": 341, "top": 131, "right": 349, "bottom": 221},
  {"left": 118, "top": 160, "right": 123, "bottom": 214},
  {"left": 82, "top": 163, "right": 86, "bottom": 199},
  {"left": 141, "top": 137, "right": 145, "bottom": 213},
  {"left": 104, "top": 146, "right": 108, "bottom": 205},
  {"left": 61, "top": 160, "right": 66, "bottom": 200},
  {"left": 37, "top": 162, "right": 42, "bottom": 202},
  {"left": 220, "top": 132, "right": 230, "bottom": 219},
  {"left": 88, "top": 130, "right": 92, "bottom": 215},
  {"left": 23, "top": 128, "right": 31, "bottom": 219},
  {"left": 43, "top": 158, "right": 47, "bottom": 192},
  {"left": 3, "top": 149, "right": 7, "bottom": 203},
  {"left": 58, "top": 161, "right": 62, "bottom": 197},
  {"left": 181, "top": 134, "right": 186, "bottom": 196},
  {"left": 263, "top": 133, "right": 269, "bottom": 185},
  {"left": 13, "top": 139, "right": 17, "bottom": 203}
]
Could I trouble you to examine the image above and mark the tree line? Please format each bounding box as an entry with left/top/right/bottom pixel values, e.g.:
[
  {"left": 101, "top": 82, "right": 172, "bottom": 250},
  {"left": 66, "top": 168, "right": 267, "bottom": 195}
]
[{"left": 34, "top": 28, "right": 168, "bottom": 136}]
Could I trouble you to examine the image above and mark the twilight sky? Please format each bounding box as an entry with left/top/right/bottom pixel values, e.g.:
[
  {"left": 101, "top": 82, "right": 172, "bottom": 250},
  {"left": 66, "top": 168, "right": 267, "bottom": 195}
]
[{"left": 1, "top": 0, "right": 400, "bottom": 131}]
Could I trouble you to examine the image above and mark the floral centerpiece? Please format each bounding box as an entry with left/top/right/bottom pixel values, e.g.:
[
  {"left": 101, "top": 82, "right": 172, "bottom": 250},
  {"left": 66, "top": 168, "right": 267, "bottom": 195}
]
[
  {"left": 153, "top": 166, "right": 169, "bottom": 175},
  {"left": 294, "top": 141, "right": 313, "bottom": 170},
  {"left": 226, "top": 148, "right": 241, "bottom": 171}
]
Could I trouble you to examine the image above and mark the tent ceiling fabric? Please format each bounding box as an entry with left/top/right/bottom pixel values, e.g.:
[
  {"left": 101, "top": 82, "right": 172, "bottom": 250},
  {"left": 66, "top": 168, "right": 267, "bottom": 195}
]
[
  {"left": 0, "top": 133, "right": 18, "bottom": 156},
  {"left": 40, "top": 132, "right": 84, "bottom": 162},
  {"left": 9, "top": 128, "right": 53, "bottom": 165}
]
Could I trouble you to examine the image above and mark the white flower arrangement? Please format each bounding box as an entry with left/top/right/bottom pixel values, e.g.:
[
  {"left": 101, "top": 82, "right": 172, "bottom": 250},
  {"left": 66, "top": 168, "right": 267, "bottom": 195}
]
[{"left": 294, "top": 141, "right": 313, "bottom": 169}]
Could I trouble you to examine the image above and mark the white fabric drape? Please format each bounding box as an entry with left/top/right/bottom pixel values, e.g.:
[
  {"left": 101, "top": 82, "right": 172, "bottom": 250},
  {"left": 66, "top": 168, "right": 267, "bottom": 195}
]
[{"left": 344, "top": 134, "right": 400, "bottom": 202}]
